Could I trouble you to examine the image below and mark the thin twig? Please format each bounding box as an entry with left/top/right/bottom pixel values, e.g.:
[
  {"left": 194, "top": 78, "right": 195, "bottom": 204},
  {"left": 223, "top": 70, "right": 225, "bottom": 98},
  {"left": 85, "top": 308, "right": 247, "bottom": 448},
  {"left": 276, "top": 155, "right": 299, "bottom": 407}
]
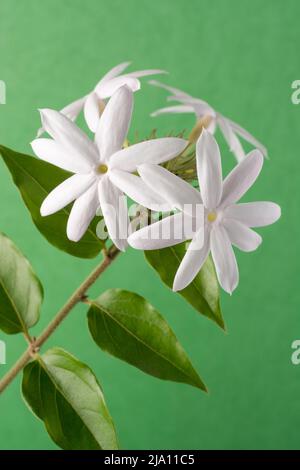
[{"left": 0, "top": 245, "right": 120, "bottom": 394}]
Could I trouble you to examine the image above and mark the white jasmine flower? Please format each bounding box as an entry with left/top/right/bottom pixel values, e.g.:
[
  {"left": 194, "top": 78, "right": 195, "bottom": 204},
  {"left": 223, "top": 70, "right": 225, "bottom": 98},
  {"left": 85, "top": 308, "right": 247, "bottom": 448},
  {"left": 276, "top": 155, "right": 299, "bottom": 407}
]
[
  {"left": 37, "top": 63, "right": 166, "bottom": 136},
  {"left": 128, "top": 130, "right": 280, "bottom": 293},
  {"left": 149, "top": 80, "right": 267, "bottom": 162},
  {"left": 31, "top": 86, "right": 187, "bottom": 251}
]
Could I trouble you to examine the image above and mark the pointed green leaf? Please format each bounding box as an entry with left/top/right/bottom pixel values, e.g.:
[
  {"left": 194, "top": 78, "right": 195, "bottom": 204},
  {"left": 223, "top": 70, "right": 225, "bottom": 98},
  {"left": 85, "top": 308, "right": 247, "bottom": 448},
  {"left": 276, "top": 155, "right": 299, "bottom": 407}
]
[
  {"left": 145, "top": 244, "right": 224, "bottom": 329},
  {"left": 22, "top": 347, "right": 118, "bottom": 450},
  {"left": 0, "top": 146, "right": 104, "bottom": 259},
  {"left": 87, "top": 289, "right": 206, "bottom": 391},
  {"left": 0, "top": 232, "right": 42, "bottom": 334}
]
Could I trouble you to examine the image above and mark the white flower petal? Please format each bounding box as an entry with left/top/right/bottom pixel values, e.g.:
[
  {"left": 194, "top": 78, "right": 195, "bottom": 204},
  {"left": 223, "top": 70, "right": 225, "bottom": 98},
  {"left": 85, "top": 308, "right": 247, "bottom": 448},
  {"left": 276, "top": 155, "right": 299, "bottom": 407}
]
[
  {"left": 109, "top": 170, "right": 173, "bottom": 211},
  {"left": 224, "top": 202, "right": 281, "bottom": 227},
  {"left": 97, "top": 62, "right": 131, "bottom": 85},
  {"left": 60, "top": 95, "right": 87, "bottom": 121},
  {"left": 125, "top": 69, "right": 167, "bottom": 79},
  {"left": 151, "top": 105, "right": 195, "bottom": 117},
  {"left": 192, "top": 103, "right": 216, "bottom": 119},
  {"left": 95, "top": 85, "right": 133, "bottom": 162},
  {"left": 196, "top": 129, "right": 223, "bottom": 210},
  {"left": 36, "top": 126, "right": 45, "bottom": 139},
  {"left": 31, "top": 138, "right": 90, "bottom": 174},
  {"left": 67, "top": 183, "right": 99, "bottom": 242},
  {"left": 110, "top": 137, "right": 187, "bottom": 172},
  {"left": 222, "top": 218, "right": 262, "bottom": 252},
  {"left": 217, "top": 115, "right": 245, "bottom": 162},
  {"left": 226, "top": 118, "right": 268, "bottom": 157},
  {"left": 206, "top": 119, "right": 217, "bottom": 134},
  {"left": 39, "top": 108, "right": 99, "bottom": 167},
  {"left": 173, "top": 226, "right": 210, "bottom": 291},
  {"left": 168, "top": 96, "right": 215, "bottom": 118},
  {"left": 40, "top": 173, "right": 96, "bottom": 216},
  {"left": 220, "top": 149, "right": 264, "bottom": 208},
  {"left": 98, "top": 177, "right": 129, "bottom": 251},
  {"left": 128, "top": 212, "right": 193, "bottom": 250},
  {"left": 36, "top": 96, "right": 86, "bottom": 138},
  {"left": 148, "top": 80, "right": 192, "bottom": 99},
  {"left": 83, "top": 92, "right": 101, "bottom": 133},
  {"left": 95, "top": 76, "right": 140, "bottom": 99},
  {"left": 138, "top": 163, "right": 202, "bottom": 216},
  {"left": 210, "top": 225, "right": 239, "bottom": 294}
]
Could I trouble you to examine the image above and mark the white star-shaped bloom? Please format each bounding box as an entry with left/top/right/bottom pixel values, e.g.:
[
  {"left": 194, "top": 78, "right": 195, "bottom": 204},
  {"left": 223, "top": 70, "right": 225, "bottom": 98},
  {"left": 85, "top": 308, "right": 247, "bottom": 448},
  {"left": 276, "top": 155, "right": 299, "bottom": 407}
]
[
  {"left": 37, "top": 62, "right": 166, "bottom": 136},
  {"left": 149, "top": 80, "right": 267, "bottom": 162},
  {"left": 31, "top": 86, "right": 187, "bottom": 250},
  {"left": 128, "top": 129, "right": 280, "bottom": 293}
]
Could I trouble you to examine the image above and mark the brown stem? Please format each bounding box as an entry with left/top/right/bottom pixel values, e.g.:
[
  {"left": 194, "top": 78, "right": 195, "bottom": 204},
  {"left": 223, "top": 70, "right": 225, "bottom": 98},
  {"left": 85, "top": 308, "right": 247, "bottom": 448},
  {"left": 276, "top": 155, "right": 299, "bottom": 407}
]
[{"left": 0, "top": 245, "right": 120, "bottom": 394}]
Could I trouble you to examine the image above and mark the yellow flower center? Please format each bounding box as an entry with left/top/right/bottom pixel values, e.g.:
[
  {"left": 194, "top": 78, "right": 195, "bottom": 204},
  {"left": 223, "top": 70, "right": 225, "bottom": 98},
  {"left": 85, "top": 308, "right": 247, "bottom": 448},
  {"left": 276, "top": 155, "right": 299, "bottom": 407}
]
[
  {"left": 97, "top": 164, "right": 108, "bottom": 174},
  {"left": 207, "top": 211, "right": 217, "bottom": 222}
]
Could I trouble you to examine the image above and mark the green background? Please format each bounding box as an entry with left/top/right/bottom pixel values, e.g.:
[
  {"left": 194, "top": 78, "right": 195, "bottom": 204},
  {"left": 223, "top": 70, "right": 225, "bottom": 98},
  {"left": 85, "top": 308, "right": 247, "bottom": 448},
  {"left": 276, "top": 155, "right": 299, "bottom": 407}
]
[{"left": 0, "top": 0, "right": 298, "bottom": 450}]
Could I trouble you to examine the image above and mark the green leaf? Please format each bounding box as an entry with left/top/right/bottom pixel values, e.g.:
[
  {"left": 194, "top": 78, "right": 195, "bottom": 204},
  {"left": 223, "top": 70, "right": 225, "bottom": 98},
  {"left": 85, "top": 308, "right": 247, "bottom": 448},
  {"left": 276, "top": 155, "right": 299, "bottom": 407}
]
[
  {"left": 22, "top": 347, "right": 118, "bottom": 450},
  {"left": 145, "top": 243, "right": 224, "bottom": 329},
  {"left": 87, "top": 288, "right": 206, "bottom": 391},
  {"left": 0, "top": 232, "right": 42, "bottom": 334},
  {"left": 0, "top": 146, "right": 104, "bottom": 259}
]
